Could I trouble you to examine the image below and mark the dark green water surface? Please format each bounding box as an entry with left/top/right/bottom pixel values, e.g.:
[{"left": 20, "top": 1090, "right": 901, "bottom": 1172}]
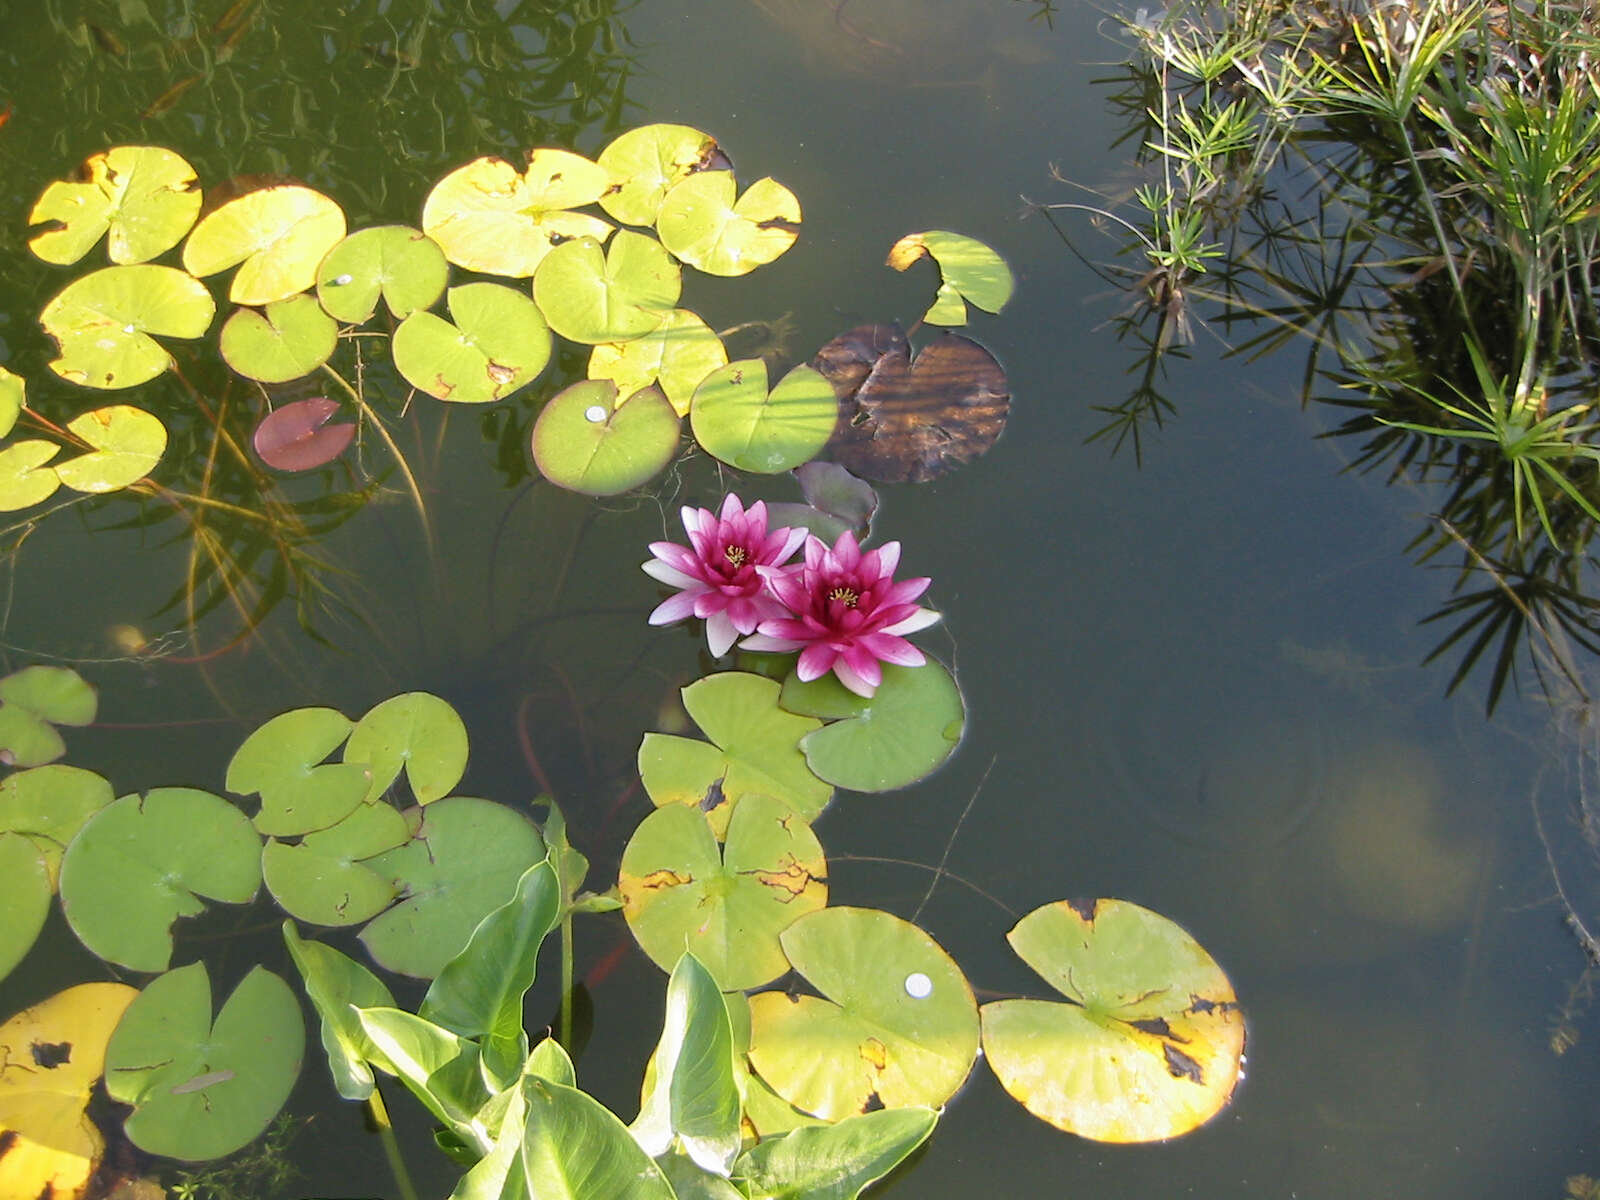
[{"left": 0, "top": 1, "right": 1594, "bottom": 1196}]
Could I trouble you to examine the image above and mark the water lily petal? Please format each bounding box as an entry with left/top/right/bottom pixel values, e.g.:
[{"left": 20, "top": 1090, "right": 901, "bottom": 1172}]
[
  {"left": 833, "top": 656, "right": 876, "bottom": 697},
  {"left": 643, "top": 558, "right": 701, "bottom": 589},
  {"left": 841, "top": 644, "right": 884, "bottom": 691},
  {"left": 882, "top": 607, "right": 941, "bottom": 636},
  {"left": 797, "top": 643, "right": 839, "bottom": 682},
  {"left": 859, "top": 632, "right": 926, "bottom": 667},
  {"left": 650, "top": 589, "right": 704, "bottom": 625},
  {"left": 865, "top": 539, "right": 901, "bottom": 579},
  {"left": 741, "top": 631, "right": 804, "bottom": 653},
  {"left": 705, "top": 609, "right": 739, "bottom": 656}
]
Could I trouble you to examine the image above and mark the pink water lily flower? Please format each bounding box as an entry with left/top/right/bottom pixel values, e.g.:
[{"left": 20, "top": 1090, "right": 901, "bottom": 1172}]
[
  {"left": 643, "top": 493, "right": 808, "bottom": 656},
  {"left": 742, "top": 530, "right": 940, "bottom": 697}
]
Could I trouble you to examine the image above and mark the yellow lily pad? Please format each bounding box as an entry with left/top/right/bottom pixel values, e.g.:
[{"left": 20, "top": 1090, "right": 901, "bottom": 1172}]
[
  {"left": 656, "top": 172, "right": 801, "bottom": 277},
  {"left": 28, "top": 146, "right": 202, "bottom": 266},
  {"left": 422, "top": 151, "right": 613, "bottom": 277},
  {"left": 0, "top": 982, "right": 139, "bottom": 1200},
  {"left": 0, "top": 442, "right": 62, "bottom": 511},
  {"left": 597, "top": 124, "right": 722, "bottom": 226},
  {"left": 0, "top": 366, "right": 23, "bottom": 439},
  {"left": 182, "top": 185, "right": 347, "bottom": 305},
  {"left": 588, "top": 308, "right": 727, "bottom": 417},
  {"left": 54, "top": 405, "right": 167, "bottom": 493},
  {"left": 39, "top": 265, "right": 216, "bottom": 390}
]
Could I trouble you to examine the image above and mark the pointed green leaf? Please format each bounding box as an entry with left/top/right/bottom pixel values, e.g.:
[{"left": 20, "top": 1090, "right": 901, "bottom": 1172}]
[
  {"left": 283, "top": 922, "right": 397, "bottom": 1101},
  {"left": 356, "top": 1005, "right": 489, "bottom": 1136},
  {"left": 732, "top": 1107, "right": 938, "bottom": 1199},
  {"left": 520, "top": 1076, "right": 677, "bottom": 1200}
]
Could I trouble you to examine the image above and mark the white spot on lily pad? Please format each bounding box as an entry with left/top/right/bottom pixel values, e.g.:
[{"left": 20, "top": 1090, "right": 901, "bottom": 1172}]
[
  {"left": 905, "top": 971, "right": 932, "bottom": 999},
  {"left": 584, "top": 404, "right": 608, "bottom": 423}
]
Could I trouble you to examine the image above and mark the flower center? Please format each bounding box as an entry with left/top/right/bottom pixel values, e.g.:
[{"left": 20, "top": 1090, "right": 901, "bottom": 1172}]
[
  {"left": 828, "top": 586, "right": 859, "bottom": 608},
  {"left": 723, "top": 545, "right": 748, "bottom": 568}
]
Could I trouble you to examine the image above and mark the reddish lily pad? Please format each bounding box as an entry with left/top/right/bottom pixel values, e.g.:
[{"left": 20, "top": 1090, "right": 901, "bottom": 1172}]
[
  {"left": 814, "top": 324, "right": 1009, "bottom": 483},
  {"left": 253, "top": 397, "right": 356, "bottom": 472}
]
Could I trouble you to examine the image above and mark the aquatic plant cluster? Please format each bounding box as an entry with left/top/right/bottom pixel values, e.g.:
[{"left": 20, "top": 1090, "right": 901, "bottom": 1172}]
[{"left": 0, "top": 123, "right": 1245, "bottom": 1199}]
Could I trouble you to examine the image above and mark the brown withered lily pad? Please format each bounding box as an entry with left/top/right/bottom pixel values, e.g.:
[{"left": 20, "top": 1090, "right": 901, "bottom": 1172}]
[{"left": 813, "top": 323, "right": 1008, "bottom": 483}]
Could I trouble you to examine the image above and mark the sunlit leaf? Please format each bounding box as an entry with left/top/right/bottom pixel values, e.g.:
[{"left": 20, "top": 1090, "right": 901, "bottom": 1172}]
[
  {"left": 521, "top": 1075, "right": 678, "bottom": 1199},
  {"left": 533, "top": 230, "right": 681, "bottom": 344},
  {"left": 0, "top": 667, "right": 97, "bottom": 767},
  {"left": 656, "top": 172, "right": 801, "bottom": 276},
  {"left": 262, "top": 801, "right": 410, "bottom": 926},
  {"left": 316, "top": 225, "right": 449, "bottom": 323},
  {"left": 40, "top": 264, "right": 214, "bottom": 390},
  {"left": 423, "top": 152, "right": 613, "bottom": 277},
  {"left": 28, "top": 145, "right": 201, "bottom": 266},
  {"left": 638, "top": 671, "right": 832, "bottom": 837},
  {"left": 344, "top": 691, "right": 470, "bottom": 805},
  {"left": 588, "top": 308, "right": 728, "bottom": 417},
  {"left": 0, "top": 764, "right": 115, "bottom": 884},
  {"left": 886, "top": 231, "right": 1014, "bottom": 326},
  {"left": 226, "top": 706, "right": 370, "bottom": 836},
  {"left": 354, "top": 1006, "right": 487, "bottom": 1134},
  {"left": 732, "top": 1107, "right": 938, "bottom": 1200},
  {"left": 0, "top": 366, "right": 24, "bottom": 439},
  {"left": 0, "top": 982, "right": 139, "bottom": 1200},
  {"left": 182, "top": 184, "right": 347, "bottom": 305},
  {"left": 58, "top": 788, "right": 262, "bottom": 971},
  {"left": 283, "top": 923, "right": 396, "bottom": 1101},
  {"left": 0, "top": 441, "right": 61, "bottom": 512},
  {"left": 392, "top": 282, "right": 551, "bottom": 404},
  {"left": 53, "top": 405, "right": 166, "bottom": 492},
  {"left": 747, "top": 907, "right": 977, "bottom": 1121},
  {"left": 105, "top": 963, "right": 303, "bottom": 1160},
  {"left": 219, "top": 294, "right": 338, "bottom": 382},
  {"left": 253, "top": 396, "right": 356, "bottom": 472},
  {"left": 597, "top": 124, "right": 722, "bottom": 226},
  {"left": 0, "top": 834, "right": 50, "bottom": 984},
  {"left": 979, "top": 899, "right": 1246, "bottom": 1142},
  {"left": 620, "top": 794, "right": 826, "bottom": 991},
  {"left": 690, "top": 360, "right": 836, "bottom": 473},
  {"left": 531, "top": 379, "right": 681, "bottom": 496}
]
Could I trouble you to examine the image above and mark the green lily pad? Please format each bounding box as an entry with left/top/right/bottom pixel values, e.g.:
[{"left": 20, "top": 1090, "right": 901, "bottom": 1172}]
[
  {"left": 521, "top": 1075, "right": 677, "bottom": 1199},
  {"left": 532, "top": 230, "right": 681, "bottom": 345},
  {"left": 105, "top": 963, "right": 303, "bottom": 1161},
  {"left": 0, "top": 441, "right": 61, "bottom": 512},
  {"left": 619, "top": 793, "right": 827, "bottom": 991},
  {"left": 597, "top": 124, "right": 721, "bottom": 226},
  {"left": 316, "top": 225, "right": 449, "bottom": 323},
  {"left": 656, "top": 172, "right": 801, "bottom": 277},
  {"left": 262, "top": 801, "right": 410, "bottom": 926},
  {"left": 0, "top": 763, "right": 115, "bottom": 882},
  {"left": 690, "top": 360, "right": 835, "bottom": 473},
  {"left": 0, "top": 366, "right": 25, "bottom": 439},
  {"left": 731, "top": 1107, "right": 939, "bottom": 1200},
  {"left": 747, "top": 906, "right": 978, "bottom": 1121},
  {"left": 219, "top": 294, "right": 338, "bottom": 383},
  {"left": 392, "top": 282, "right": 551, "bottom": 404},
  {"left": 0, "top": 834, "right": 50, "bottom": 984},
  {"left": 181, "top": 184, "right": 347, "bottom": 305},
  {"left": 40, "top": 265, "right": 215, "bottom": 390},
  {"left": 422, "top": 151, "right": 614, "bottom": 277},
  {"left": 282, "top": 923, "right": 396, "bottom": 1101},
  {"left": 58, "top": 788, "right": 263, "bottom": 972},
  {"left": 28, "top": 146, "right": 202, "bottom": 266},
  {"left": 979, "top": 898, "right": 1246, "bottom": 1143},
  {"left": 531, "top": 379, "right": 681, "bottom": 496},
  {"left": 588, "top": 309, "right": 727, "bottom": 418},
  {"left": 886, "top": 231, "right": 1014, "bottom": 326},
  {"left": 344, "top": 692, "right": 469, "bottom": 805},
  {"left": 781, "top": 661, "right": 965, "bottom": 792},
  {"left": 0, "top": 666, "right": 97, "bottom": 767},
  {"left": 226, "top": 706, "right": 371, "bottom": 837},
  {"left": 360, "top": 796, "right": 546, "bottom": 978},
  {"left": 53, "top": 405, "right": 167, "bottom": 492},
  {"left": 638, "top": 672, "right": 832, "bottom": 838}
]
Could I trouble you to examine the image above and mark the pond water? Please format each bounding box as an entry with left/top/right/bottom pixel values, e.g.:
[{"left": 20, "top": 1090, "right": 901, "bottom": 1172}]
[{"left": 0, "top": 1, "right": 1595, "bottom": 1197}]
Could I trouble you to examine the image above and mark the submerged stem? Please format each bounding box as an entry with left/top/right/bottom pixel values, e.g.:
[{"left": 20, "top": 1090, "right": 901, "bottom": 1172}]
[{"left": 367, "top": 1083, "right": 420, "bottom": 1200}]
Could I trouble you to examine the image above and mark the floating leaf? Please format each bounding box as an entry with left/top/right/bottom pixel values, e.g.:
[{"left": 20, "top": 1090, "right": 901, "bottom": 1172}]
[
  {"left": 588, "top": 309, "right": 727, "bottom": 417},
  {"left": 814, "top": 324, "right": 1009, "bottom": 483},
  {"left": 619, "top": 794, "right": 826, "bottom": 991},
  {"left": 690, "top": 360, "right": 836, "bottom": 474},
  {"left": 747, "top": 907, "right": 978, "bottom": 1121},
  {"left": 392, "top": 282, "right": 551, "bottom": 404},
  {"left": 316, "top": 225, "right": 449, "bottom": 323},
  {"left": 0, "top": 666, "right": 97, "bottom": 768},
  {"left": 638, "top": 672, "right": 832, "bottom": 837},
  {"left": 781, "top": 660, "right": 965, "bottom": 792},
  {"left": 531, "top": 379, "right": 681, "bottom": 497},
  {"left": 795, "top": 461, "right": 878, "bottom": 532},
  {"left": 58, "top": 788, "right": 262, "bottom": 972},
  {"left": 731, "top": 1107, "right": 938, "bottom": 1200},
  {"left": 40, "top": 265, "right": 215, "bottom": 390},
  {"left": 520, "top": 1076, "right": 677, "bottom": 1199},
  {"left": 344, "top": 692, "right": 470, "bottom": 805},
  {"left": 262, "top": 801, "right": 410, "bottom": 926},
  {"left": 597, "top": 124, "right": 722, "bottom": 226},
  {"left": 105, "top": 963, "right": 303, "bottom": 1161},
  {"left": 0, "top": 442, "right": 61, "bottom": 512},
  {"left": 219, "top": 294, "right": 338, "bottom": 382},
  {"left": 0, "top": 366, "right": 24, "bottom": 439},
  {"left": 0, "top": 834, "right": 50, "bottom": 984},
  {"left": 28, "top": 146, "right": 201, "bottom": 266},
  {"left": 979, "top": 899, "right": 1246, "bottom": 1143},
  {"left": 360, "top": 796, "right": 546, "bottom": 978},
  {"left": 53, "top": 405, "right": 166, "bottom": 492},
  {"left": 886, "top": 231, "right": 1014, "bottom": 326},
  {"left": 656, "top": 172, "right": 801, "bottom": 276},
  {"left": 181, "top": 184, "right": 347, "bottom": 305},
  {"left": 0, "top": 982, "right": 139, "bottom": 1200},
  {"left": 226, "top": 707, "right": 370, "bottom": 836},
  {"left": 533, "top": 230, "right": 681, "bottom": 344},
  {"left": 253, "top": 396, "right": 356, "bottom": 472},
  {"left": 0, "top": 764, "right": 115, "bottom": 883},
  {"left": 422, "top": 151, "right": 613, "bottom": 277},
  {"left": 283, "top": 923, "right": 396, "bottom": 1101}
]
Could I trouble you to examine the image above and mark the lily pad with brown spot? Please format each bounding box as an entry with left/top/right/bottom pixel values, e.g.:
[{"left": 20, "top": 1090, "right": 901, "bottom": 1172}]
[
  {"left": 391, "top": 282, "right": 551, "bottom": 404},
  {"left": 979, "top": 898, "right": 1245, "bottom": 1143},
  {"left": 814, "top": 324, "right": 1008, "bottom": 483},
  {"left": 28, "top": 146, "right": 202, "bottom": 267}
]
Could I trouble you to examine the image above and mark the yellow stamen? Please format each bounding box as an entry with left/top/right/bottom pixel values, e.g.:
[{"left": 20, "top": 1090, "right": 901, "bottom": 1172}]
[
  {"left": 828, "top": 586, "right": 859, "bottom": 608},
  {"left": 724, "top": 545, "right": 748, "bottom": 568}
]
